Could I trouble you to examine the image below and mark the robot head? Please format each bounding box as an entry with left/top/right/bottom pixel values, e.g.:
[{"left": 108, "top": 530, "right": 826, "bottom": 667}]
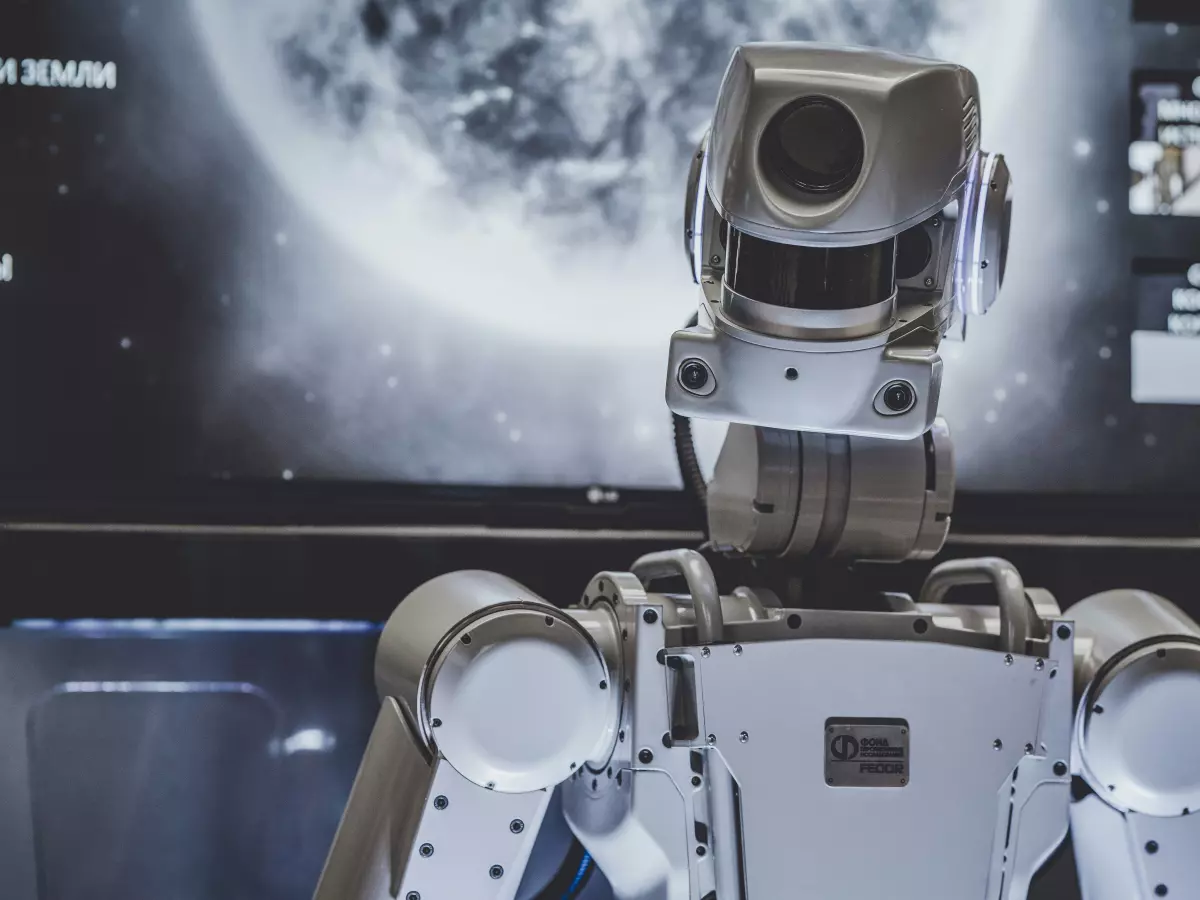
[{"left": 673, "top": 43, "right": 1011, "bottom": 440}]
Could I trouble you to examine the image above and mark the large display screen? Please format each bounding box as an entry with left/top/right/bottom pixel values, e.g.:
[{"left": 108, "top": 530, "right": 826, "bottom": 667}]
[{"left": 1, "top": 0, "right": 1198, "bottom": 514}]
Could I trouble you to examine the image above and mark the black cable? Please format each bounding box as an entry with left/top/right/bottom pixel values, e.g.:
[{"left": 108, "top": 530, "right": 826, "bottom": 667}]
[
  {"left": 532, "top": 838, "right": 590, "bottom": 900},
  {"left": 673, "top": 312, "right": 708, "bottom": 505}
]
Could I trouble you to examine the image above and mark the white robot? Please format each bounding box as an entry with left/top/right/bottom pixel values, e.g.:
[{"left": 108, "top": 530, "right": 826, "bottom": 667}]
[{"left": 313, "top": 44, "right": 1200, "bottom": 900}]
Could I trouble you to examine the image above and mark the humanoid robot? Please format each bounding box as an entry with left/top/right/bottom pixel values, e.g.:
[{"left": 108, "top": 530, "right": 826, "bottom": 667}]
[{"left": 313, "top": 43, "right": 1200, "bottom": 900}]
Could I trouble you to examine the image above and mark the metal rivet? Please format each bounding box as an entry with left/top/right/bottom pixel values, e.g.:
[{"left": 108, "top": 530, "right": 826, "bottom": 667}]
[
  {"left": 1146, "top": 841, "right": 1159, "bottom": 854},
  {"left": 1057, "top": 624, "right": 1071, "bottom": 640},
  {"left": 1004, "top": 654, "right": 1014, "bottom": 666},
  {"left": 1035, "top": 658, "right": 1044, "bottom": 670},
  {"left": 733, "top": 644, "right": 743, "bottom": 655},
  {"left": 701, "top": 647, "right": 710, "bottom": 658},
  {"left": 490, "top": 865, "right": 504, "bottom": 880},
  {"left": 433, "top": 795, "right": 448, "bottom": 810},
  {"left": 510, "top": 819, "right": 524, "bottom": 834},
  {"left": 739, "top": 731, "right": 749, "bottom": 743},
  {"left": 638, "top": 748, "right": 654, "bottom": 764},
  {"left": 993, "top": 739, "right": 1003, "bottom": 751},
  {"left": 707, "top": 733, "right": 716, "bottom": 745},
  {"left": 1053, "top": 761, "right": 1068, "bottom": 776},
  {"left": 1024, "top": 743, "right": 1034, "bottom": 754},
  {"left": 419, "top": 843, "right": 434, "bottom": 858},
  {"left": 643, "top": 609, "right": 658, "bottom": 624}
]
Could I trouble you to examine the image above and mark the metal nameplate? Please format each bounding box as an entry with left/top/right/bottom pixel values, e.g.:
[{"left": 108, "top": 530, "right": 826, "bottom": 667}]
[{"left": 825, "top": 717, "right": 909, "bottom": 787}]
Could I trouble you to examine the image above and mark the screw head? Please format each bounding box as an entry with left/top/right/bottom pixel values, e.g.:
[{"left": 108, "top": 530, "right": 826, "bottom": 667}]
[
  {"left": 1004, "top": 654, "right": 1014, "bottom": 666},
  {"left": 932, "top": 217, "right": 942, "bottom": 228},
  {"left": 643, "top": 609, "right": 658, "bottom": 624},
  {"left": 1057, "top": 624, "right": 1071, "bottom": 640},
  {"left": 1155, "top": 885, "right": 1168, "bottom": 897},
  {"left": 490, "top": 865, "right": 505, "bottom": 880},
  {"left": 662, "top": 732, "right": 673, "bottom": 748},
  {"left": 1053, "top": 760, "right": 1068, "bottom": 777},
  {"left": 993, "top": 739, "right": 1003, "bottom": 751},
  {"left": 701, "top": 647, "right": 710, "bottom": 658},
  {"left": 431, "top": 718, "right": 442, "bottom": 728},
  {"left": 923, "top": 276, "right": 935, "bottom": 288},
  {"left": 509, "top": 819, "right": 524, "bottom": 834},
  {"left": 433, "top": 795, "right": 448, "bottom": 810},
  {"left": 419, "top": 843, "right": 434, "bottom": 858},
  {"left": 691, "top": 775, "right": 702, "bottom": 787},
  {"left": 407, "top": 893, "right": 420, "bottom": 900},
  {"left": 1035, "top": 658, "right": 1045, "bottom": 670},
  {"left": 709, "top": 254, "right": 721, "bottom": 266},
  {"left": 733, "top": 644, "right": 743, "bottom": 655},
  {"left": 707, "top": 733, "right": 717, "bottom": 745},
  {"left": 638, "top": 748, "right": 654, "bottom": 765},
  {"left": 1024, "top": 743, "right": 1034, "bottom": 754},
  {"left": 696, "top": 845, "right": 707, "bottom": 857},
  {"left": 739, "top": 731, "right": 749, "bottom": 743},
  {"left": 1146, "top": 840, "right": 1160, "bottom": 854},
  {"left": 900, "top": 777, "right": 908, "bottom": 786}
]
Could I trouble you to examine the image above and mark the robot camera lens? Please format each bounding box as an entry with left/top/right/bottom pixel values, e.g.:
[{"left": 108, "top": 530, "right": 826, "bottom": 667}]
[
  {"left": 761, "top": 97, "right": 863, "bottom": 196},
  {"left": 679, "top": 359, "right": 711, "bottom": 393},
  {"left": 883, "top": 381, "right": 915, "bottom": 413}
]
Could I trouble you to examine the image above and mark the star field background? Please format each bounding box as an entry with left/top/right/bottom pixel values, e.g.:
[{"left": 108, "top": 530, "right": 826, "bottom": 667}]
[{"left": 1, "top": 0, "right": 1199, "bottom": 512}]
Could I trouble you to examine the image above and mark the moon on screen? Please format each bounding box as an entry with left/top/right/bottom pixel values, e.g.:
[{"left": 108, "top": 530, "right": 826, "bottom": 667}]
[{"left": 188, "top": 0, "right": 1039, "bottom": 348}]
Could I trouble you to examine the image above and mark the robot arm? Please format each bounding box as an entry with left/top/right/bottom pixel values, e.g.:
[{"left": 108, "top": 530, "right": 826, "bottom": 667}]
[
  {"left": 1068, "top": 591, "right": 1200, "bottom": 900},
  {"left": 314, "top": 571, "right": 623, "bottom": 900}
]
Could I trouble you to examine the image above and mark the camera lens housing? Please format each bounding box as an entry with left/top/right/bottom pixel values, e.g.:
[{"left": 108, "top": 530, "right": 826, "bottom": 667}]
[{"left": 759, "top": 96, "right": 864, "bottom": 197}]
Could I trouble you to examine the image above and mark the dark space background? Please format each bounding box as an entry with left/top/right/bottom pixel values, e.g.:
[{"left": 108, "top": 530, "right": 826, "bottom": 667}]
[{"left": 0, "top": 0, "right": 1199, "bottom": 524}]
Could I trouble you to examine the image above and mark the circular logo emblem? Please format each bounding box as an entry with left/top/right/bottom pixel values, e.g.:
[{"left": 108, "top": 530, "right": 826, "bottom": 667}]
[{"left": 830, "top": 734, "right": 860, "bottom": 760}]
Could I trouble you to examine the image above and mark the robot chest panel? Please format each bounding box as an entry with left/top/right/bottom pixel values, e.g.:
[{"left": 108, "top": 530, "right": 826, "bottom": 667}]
[{"left": 682, "top": 638, "right": 1049, "bottom": 898}]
